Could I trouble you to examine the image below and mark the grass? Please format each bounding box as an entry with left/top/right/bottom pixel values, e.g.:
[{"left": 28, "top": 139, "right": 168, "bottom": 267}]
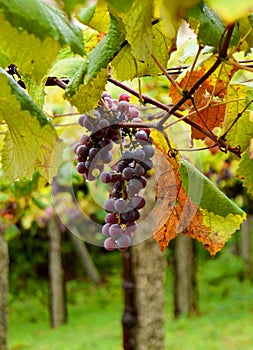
[{"left": 8, "top": 251, "right": 253, "bottom": 350}]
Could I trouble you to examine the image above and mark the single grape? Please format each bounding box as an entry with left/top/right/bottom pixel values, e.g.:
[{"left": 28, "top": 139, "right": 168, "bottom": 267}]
[
  {"left": 122, "top": 167, "right": 134, "bottom": 180},
  {"left": 119, "top": 93, "right": 131, "bottom": 102},
  {"left": 133, "top": 148, "right": 146, "bottom": 161},
  {"left": 104, "top": 237, "right": 117, "bottom": 251},
  {"left": 88, "top": 147, "right": 99, "bottom": 159},
  {"left": 72, "top": 142, "right": 82, "bottom": 154},
  {"left": 132, "top": 195, "right": 146, "bottom": 209},
  {"left": 100, "top": 171, "right": 112, "bottom": 183},
  {"left": 121, "top": 210, "right": 136, "bottom": 222},
  {"left": 143, "top": 144, "right": 155, "bottom": 158},
  {"left": 128, "top": 107, "right": 140, "bottom": 120},
  {"left": 134, "top": 163, "right": 146, "bottom": 177},
  {"left": 118, "top": 100, "right": 130, "bottom": 113},
  {"left": 103, "top": 198, "right": 116, "bottom": 213},
  {"left": 128, "top": 178, "right": 143, "bottom": 194},
  {"left": 116, "top": 234, "right": 131, "bottom": 251},
  {"left": 77, "top": 145, "right": 89, "bottom": 158},
  {"left": 135, "top": 130, "right": 148, "bottom": 141},
  {"left": 102, "top": 223, "right": 111, "bottom": 237},
  {"left": 76, "top": 162, "right": 88, "bottom": 175},
  {"left": 105, "top": 213, "right": 118, "bottom": 224},
  {"left": 114, "top": 198, "right": 128, "bottom": 213},
  {"left": 109, "top": 224, "right": 123, "bottom": 239},
  {"left": 78, "top": 114, "right": 87, "bottom": 126}
]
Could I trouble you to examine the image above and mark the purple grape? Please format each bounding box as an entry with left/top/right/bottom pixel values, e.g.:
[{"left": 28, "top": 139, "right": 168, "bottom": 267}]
[
  {"left": 109, "top": 224, "right": 123, "bottom": 239},
  {"left": 114, "top": 198, "right": 128, "bottom": 213},
  {"left": 76, "top": 162, "right": 88, "bottom": 175},
  {"left": 143, "top": 144, "right": 155, "bottom": 158},
  {"left": 121, "top": 210, "right": 136, "bottom": 222},
  {"left": 134, "top": 163, "right": 146, "bottom": 177},
  {"left": 100, "top": 172, "right": 112, "bottom": 183},
  {"left": 116, "top": 234, "right": 131, "bottom": 251},
  {"left": 104, "top": 237, "right": 117, "bottom": 251},
  {"left": 88, "top": 147, "right": 99, "bottom": 159},
  {"left": 78, "top": 114, "right": 87, "bottom": 126},
  {"left": 103, "top": 199, "right": 116, "bottom": 212},
  {"left": 105, "top": 213, "right": 118, "bottom": 224},
  {"left": 132, "top": 195, "right": 146, "bottom": 209},
  {"left": 117, "top": 100, "right": 130, "bottom": 113},
  {"left": 122, "top": 167, "right": 134, "bottom": 180},
  {"left": 133, "top": 148, "right": 145, "bottom": 161},
  {"left": 128, "top": 178, "right": 143, "bottom": 193},
  {"left": 77, "top": 145, "right": 89, "bottom": 158},
  {"left": 128, "top": 107, "right": 140, "bottom": 120},
  {"left": 135, "top": 130, "right": 148, "bottom": 141},
  {"left": 102, "top": 91, "right": 112, "bottom": 99},
  {"left": 73, "top": 142, "right": 82, "bottom": 154},
  {"left": 102, "top": 223, "right": 111, "bottom": 237}
]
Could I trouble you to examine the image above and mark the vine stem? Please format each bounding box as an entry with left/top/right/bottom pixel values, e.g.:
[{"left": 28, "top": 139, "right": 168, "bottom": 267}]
[{"left": 157, "top": 24, "right": 235, "bottom": 128}]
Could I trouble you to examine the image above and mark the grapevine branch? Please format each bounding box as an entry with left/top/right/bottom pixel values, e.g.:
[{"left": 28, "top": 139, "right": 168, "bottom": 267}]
[{"left": 45, "top": 24, "right": 244, "bottom": 156}]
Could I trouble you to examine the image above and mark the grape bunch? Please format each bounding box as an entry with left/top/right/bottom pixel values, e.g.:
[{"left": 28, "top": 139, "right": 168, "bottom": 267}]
[{"left": 73, "top": 92, "right": 155, "bottom": 251}]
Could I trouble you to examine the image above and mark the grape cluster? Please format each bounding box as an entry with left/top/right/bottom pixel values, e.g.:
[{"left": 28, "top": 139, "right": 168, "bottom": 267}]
[{"left": 73, "top": 92, "right": 155, "bottom": 251}]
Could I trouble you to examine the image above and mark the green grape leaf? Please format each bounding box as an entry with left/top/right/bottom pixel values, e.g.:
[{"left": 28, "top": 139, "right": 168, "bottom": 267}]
[
  {"left": 78, "top": 0, "right": 110, "bottom": 32},
  {"left": 107, "top": 0, "right": 134, "bottom": 13},
  {"left": 224, "top": 86, "right": 253, "bottom": 152},
  {"left": 86, "top": 15, "right": 123, "bottom": 82},
  {"left": 179, "top": 159, "right": 246, "bottom": 255},
  {"left": 56, "top": 0, "right": 87, "bottom": 17},
  {"left": 0, "top": 69, "right": 61, "bottom": 181},
  {"left": 65, "top": 61, "right": 108, "bottom": 112},
  {"left": 48, "top": 57, "right": 87, "bottom": 80},
  {"left": 117, "top": 0, "right": 153, "bottom": 62},
  {"left": 185, "top": 2, "right": 225, "bottom": 47},
  {"left": 237, "top": 151, "right": 253, "bottom": 195},
  {"left": 111, "top": 22, "right": 172, "bottom": 80},
  {"left": 180, "top": 159, "right": 245, "bottom": 217},
  {"left": 206, "top": 0, "right": 253, "bottom": 23},
  {"left": 0, "top": 12, "right": 61, "bottom": 83},
  {"left": 0, "top": 0, "right": 85, "bottom": 56}
]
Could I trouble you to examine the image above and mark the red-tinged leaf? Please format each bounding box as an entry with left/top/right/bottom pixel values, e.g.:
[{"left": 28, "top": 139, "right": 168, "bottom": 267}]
[
  {"left": 190, "top": 100, "right": 226, "bottom": 139},
  {"left": 151, "top": 129, "right": 245, "bottom": 256},
  {"left": 169, "top": 67, "right": 210, "bottom": 108}
]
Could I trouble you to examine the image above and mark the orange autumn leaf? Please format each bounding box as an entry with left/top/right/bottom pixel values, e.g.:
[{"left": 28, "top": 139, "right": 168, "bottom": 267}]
[
  {"left": 169, "top": 67, "right": 210, "bottom": 108},
  {"left": 151, "top": 130, "right": 228, "bottom": 256},
  {"left": 190, "top": 100, "right": 226, "bottom": 140}
]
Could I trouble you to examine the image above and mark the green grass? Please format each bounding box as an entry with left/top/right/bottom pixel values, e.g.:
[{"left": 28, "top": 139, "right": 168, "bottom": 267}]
[{"left": 9, "top": 252, "right": 253, "bottom": 350}]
